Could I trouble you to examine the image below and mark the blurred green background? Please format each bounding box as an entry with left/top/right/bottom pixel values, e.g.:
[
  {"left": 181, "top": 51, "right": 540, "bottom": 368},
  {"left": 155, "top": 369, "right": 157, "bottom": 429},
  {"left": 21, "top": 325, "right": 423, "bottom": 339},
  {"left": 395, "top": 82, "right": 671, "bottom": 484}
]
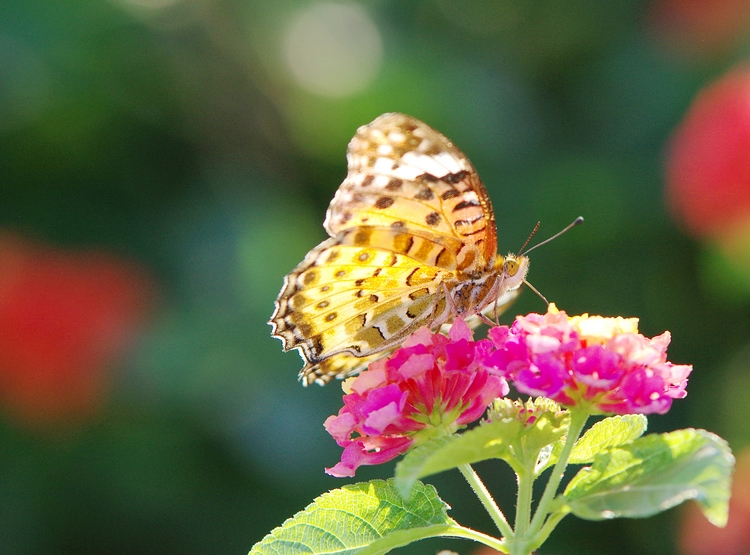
[{"left": 2, "top": 1, "right": 750, "bottom": 554}]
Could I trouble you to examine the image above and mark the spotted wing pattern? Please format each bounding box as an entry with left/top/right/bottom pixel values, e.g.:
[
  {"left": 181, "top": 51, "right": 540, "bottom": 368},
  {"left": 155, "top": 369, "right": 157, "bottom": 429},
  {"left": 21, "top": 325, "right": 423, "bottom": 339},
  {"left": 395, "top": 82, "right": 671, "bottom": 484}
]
[
  {"left": 271, "top": 113, "right": 505, "bottom": 385},
  {"left": 326, "top": 113, "right": 498, "bottom": 273}
]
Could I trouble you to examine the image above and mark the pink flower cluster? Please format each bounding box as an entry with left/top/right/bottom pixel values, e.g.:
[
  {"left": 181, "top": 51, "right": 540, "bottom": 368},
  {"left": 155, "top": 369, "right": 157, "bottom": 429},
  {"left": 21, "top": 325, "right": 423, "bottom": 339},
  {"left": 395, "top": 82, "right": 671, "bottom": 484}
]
[
  {"left": 324, "top": 319, "right": 509, "bottom": 477},
  {"left": 323, "top": 305, "right": 693, "bottom": 476},
  {"left": 487, "top": 305, "right": 692, "bottom": 415}
]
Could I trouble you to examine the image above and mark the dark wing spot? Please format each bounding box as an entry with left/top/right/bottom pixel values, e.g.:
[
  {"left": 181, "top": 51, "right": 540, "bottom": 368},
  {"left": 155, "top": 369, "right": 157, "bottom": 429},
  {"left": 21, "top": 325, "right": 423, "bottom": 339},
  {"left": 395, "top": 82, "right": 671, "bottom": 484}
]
[
  {"left": 441, "top": 189, "right": 460, "bottom": 200},
  {"left": 455, "top": 216, "right": 485, "bottom": 233},
  {"left": 358, "top": 252, "right": 370, "bottom": 261},
  {"left": 291, "top": 294, "right": 307, "bottom": 308},
  {"left": 361, "top": 175, "right": 375, "bottom": 187},
  {"left": 385, "top": 178, "right": 403, "bottom": 191},
  {"left": 373, "top": 267, "right": 382, "bottom": 277},
  {"left": 397, "top": 235, "right": 414, "bottom": 254},
  {"left": 335, "top": 270, "right": 346, "bottom": 278},
  {"left": 415, "top": 188, "right": 435, "bottom": 200},
  {"left": 406, "top": 267, "right": 420, "bottom": 287},
  {"left": 417, "top": 173, "right": 439, "bottom": 183},
  {"left": 425, "top": 212, "right": 441, "bottom": 226},
  {"left": 453, "top": 199, "right": 481, "bottom": 211},
  {"left": 443, "top": 170, "right": 469, "bottom": 184},
  {"left": 355, "top": 278, "right": 365, "bottom": 286},
  {"left": 326, "top": 250, "right": 340, "bottom": 263},
  {"left": 460, "top": 225, "right": 487, "bottom": 237},
  {"left": 316, "top": 300, "right": 329, "bottom": 309},
  {"left": 375, "top": 196, "right": 395, "bottom": 209},
  {"left": 311, "top": 334, "right": 324, "bottom": 354},
  {"left": 303, "top": 271, "right": 317, "bottom": 285},
  {"left": 354, "top": 228, "right": 373, "bottom": 245},
  {"left": 325, "top": 312, "right": 338, "bottom": 322},
  {"left": 388, "top": 254, "right": 398, "bottom": 266},
  {"left": 435, "top": 247, "right": 450, "bottom": 268},
  {"left": 391, "top": 220, "right": 405, "bottom": 228},
  {"left": 369, "top": 294, "right": 379, "bottom": 303},
  {"left": 321, "top": 285, "right": 331, "bottom": 292}
]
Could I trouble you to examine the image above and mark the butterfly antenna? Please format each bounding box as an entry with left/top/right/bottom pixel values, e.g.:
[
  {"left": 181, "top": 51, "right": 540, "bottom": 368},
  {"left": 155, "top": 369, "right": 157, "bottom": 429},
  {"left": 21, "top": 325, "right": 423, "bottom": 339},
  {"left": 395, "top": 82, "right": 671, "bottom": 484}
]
[
  {"left": 516, "top": 222, "right": 541, "bottom": 256},
  {"left": 523, "top": 279, "right": 549, "bottom": 306},
  {"left": 521, "top": 216, "right": 584, "bottom": 256}
]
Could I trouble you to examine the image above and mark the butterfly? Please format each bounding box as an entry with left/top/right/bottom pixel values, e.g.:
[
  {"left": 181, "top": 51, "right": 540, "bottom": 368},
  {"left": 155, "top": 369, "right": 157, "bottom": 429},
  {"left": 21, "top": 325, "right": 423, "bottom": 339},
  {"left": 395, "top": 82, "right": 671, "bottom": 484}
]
[{"left": 270, "top": 113, "right": 532, "bottom": 386}]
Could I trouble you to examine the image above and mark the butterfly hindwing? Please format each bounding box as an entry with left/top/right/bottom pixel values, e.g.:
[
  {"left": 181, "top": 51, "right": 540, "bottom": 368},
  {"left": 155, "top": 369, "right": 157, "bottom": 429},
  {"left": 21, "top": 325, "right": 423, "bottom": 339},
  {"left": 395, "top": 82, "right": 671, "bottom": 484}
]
[{"left": 270, "top": 230, "right": 457, "bottom": 382}]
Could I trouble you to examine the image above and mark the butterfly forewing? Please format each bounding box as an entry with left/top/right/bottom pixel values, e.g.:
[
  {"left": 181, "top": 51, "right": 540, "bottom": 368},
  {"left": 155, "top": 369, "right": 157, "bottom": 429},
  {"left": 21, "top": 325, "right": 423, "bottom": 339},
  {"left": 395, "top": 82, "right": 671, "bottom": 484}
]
[{"left": 325, "top": 113, "right": 498, "bottom": 272}]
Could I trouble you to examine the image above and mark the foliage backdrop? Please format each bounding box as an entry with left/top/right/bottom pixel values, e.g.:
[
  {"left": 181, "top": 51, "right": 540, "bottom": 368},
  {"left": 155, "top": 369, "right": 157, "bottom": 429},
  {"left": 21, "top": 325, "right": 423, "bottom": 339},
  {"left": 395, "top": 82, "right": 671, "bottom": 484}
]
[{"left": 2, "top": 1, "right": 750, "bottom": 554}]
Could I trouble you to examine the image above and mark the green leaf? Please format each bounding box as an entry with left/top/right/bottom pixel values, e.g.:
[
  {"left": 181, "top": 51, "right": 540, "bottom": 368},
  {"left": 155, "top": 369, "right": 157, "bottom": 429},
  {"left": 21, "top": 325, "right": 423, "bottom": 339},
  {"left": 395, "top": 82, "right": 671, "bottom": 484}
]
[
  {"left": 395, "top": 420, "right": 522, "bottom": 498},
  {"left": 249, "top": 479, "right": 457, "bottom": 555},
  {"left": 563, "top": 429, "right": 734, "bottom": 527},
  {"left": 569, "top": 414, "right": 648, "bottom": 464}
]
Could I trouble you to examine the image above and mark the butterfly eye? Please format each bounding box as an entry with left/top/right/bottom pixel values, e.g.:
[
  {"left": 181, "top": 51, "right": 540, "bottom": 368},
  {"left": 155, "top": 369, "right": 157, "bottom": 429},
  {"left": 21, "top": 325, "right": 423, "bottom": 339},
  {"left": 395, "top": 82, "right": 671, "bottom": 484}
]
[{"left": 504, "top": 258, "right": 519, "bottom": 276}]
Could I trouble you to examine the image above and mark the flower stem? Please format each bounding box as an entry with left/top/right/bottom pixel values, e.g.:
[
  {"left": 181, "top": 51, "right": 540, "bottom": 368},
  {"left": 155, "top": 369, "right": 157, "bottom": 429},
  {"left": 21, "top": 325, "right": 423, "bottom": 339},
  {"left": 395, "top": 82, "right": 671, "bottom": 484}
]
[
  {"left": 505, "top": 465, "right": 536, "bottom": 555},
  {"left": 458, "top": 463, "right": 514, "bottom": 540},
  {"left": 443, "top": 524, "right": 509, "bottom": 553},
  {"left": 527, "top": 408, "right": 589, "bottom": 537},
  {"left": 513, "top": 466, "right": 534, "bottom": 537}
]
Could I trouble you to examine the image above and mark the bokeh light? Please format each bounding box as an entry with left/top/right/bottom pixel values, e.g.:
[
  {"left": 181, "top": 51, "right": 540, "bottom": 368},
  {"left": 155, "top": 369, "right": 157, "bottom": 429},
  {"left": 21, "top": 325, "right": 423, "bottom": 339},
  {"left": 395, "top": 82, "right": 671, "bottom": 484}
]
[{"left": 283, "top": 2, "right": 383, "bottom": 98}]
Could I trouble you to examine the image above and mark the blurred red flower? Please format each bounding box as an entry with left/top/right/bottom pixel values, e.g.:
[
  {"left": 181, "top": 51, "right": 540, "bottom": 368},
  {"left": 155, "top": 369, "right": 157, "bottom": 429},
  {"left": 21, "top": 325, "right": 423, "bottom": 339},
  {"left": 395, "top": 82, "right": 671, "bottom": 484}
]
[
  {"left": 666, "top": 65, "right": 750, "bottom": 240},
  {"left": 0, "top": 233, "right": 154, "bottom": 427},
  {"left": 678, "top": 447, "right": 750, "bottom": 555}
]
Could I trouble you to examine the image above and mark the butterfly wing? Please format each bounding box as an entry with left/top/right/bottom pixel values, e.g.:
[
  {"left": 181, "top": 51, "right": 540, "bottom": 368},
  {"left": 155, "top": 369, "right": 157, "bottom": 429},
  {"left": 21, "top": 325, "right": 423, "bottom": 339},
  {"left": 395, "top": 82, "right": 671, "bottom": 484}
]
[
  {"left": 270, "top": 228, "right": 457, "bottom": 384},
  {"left": 325, "top": 113, "right": 498, "bottom": 273},
  {"left": 271, "top": 113, "right": 505, "bottom": 385},
  {"left": 295, "top": 285, "right": 524, "bottom": 386}
]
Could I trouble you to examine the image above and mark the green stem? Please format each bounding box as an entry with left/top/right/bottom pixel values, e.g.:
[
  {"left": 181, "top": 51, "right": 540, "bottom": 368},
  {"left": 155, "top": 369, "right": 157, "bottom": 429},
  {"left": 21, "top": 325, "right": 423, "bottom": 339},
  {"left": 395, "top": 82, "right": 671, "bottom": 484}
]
[
  {"left": 527, "top": 408, "right": 589, "bottom": 537},
  {"left": 514, "top": 467, "right": 533, "bottom": 537},
  {"left": 442, "top": 524, "right": 509, "bottom": 553},
  {"left": 458, "top": 464, "right": 514, "bottom": 540}
]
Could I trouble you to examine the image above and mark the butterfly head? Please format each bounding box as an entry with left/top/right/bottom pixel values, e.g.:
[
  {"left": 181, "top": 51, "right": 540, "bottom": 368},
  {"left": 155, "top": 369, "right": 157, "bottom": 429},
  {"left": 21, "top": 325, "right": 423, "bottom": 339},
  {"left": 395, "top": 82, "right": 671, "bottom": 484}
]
[{"left": 495, "top": 254, "right": 530, "bottom": 291}]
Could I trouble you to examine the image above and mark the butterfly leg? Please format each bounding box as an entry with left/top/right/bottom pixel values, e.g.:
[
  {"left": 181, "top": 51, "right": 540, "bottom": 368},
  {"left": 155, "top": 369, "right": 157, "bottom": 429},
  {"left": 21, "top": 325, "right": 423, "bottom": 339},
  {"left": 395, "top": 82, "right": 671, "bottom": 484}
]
[{"left": 477, "top": 312, "right": 496, "bottom": 326}]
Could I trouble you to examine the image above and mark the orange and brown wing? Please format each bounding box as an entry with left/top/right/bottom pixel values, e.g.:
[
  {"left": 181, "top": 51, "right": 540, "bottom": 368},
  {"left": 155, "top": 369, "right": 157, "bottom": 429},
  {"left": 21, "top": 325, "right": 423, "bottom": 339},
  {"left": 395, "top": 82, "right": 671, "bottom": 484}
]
[
  {"left": 325, "top": 113, "right": 498, "bottom": 274},
  {"left": 271, "top": 113, "right": 505, "bottom": 385}
]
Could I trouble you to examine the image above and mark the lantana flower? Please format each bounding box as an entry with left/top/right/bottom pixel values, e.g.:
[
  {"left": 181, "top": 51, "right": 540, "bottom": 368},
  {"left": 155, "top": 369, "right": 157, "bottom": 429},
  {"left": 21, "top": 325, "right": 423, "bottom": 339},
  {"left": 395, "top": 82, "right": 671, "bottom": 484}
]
[
  {"left": 488, "top": 304, "right": 692, "bottom": 415},
  {"left": 324, "top": 319, "right": 509, "bottom": 477}
]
